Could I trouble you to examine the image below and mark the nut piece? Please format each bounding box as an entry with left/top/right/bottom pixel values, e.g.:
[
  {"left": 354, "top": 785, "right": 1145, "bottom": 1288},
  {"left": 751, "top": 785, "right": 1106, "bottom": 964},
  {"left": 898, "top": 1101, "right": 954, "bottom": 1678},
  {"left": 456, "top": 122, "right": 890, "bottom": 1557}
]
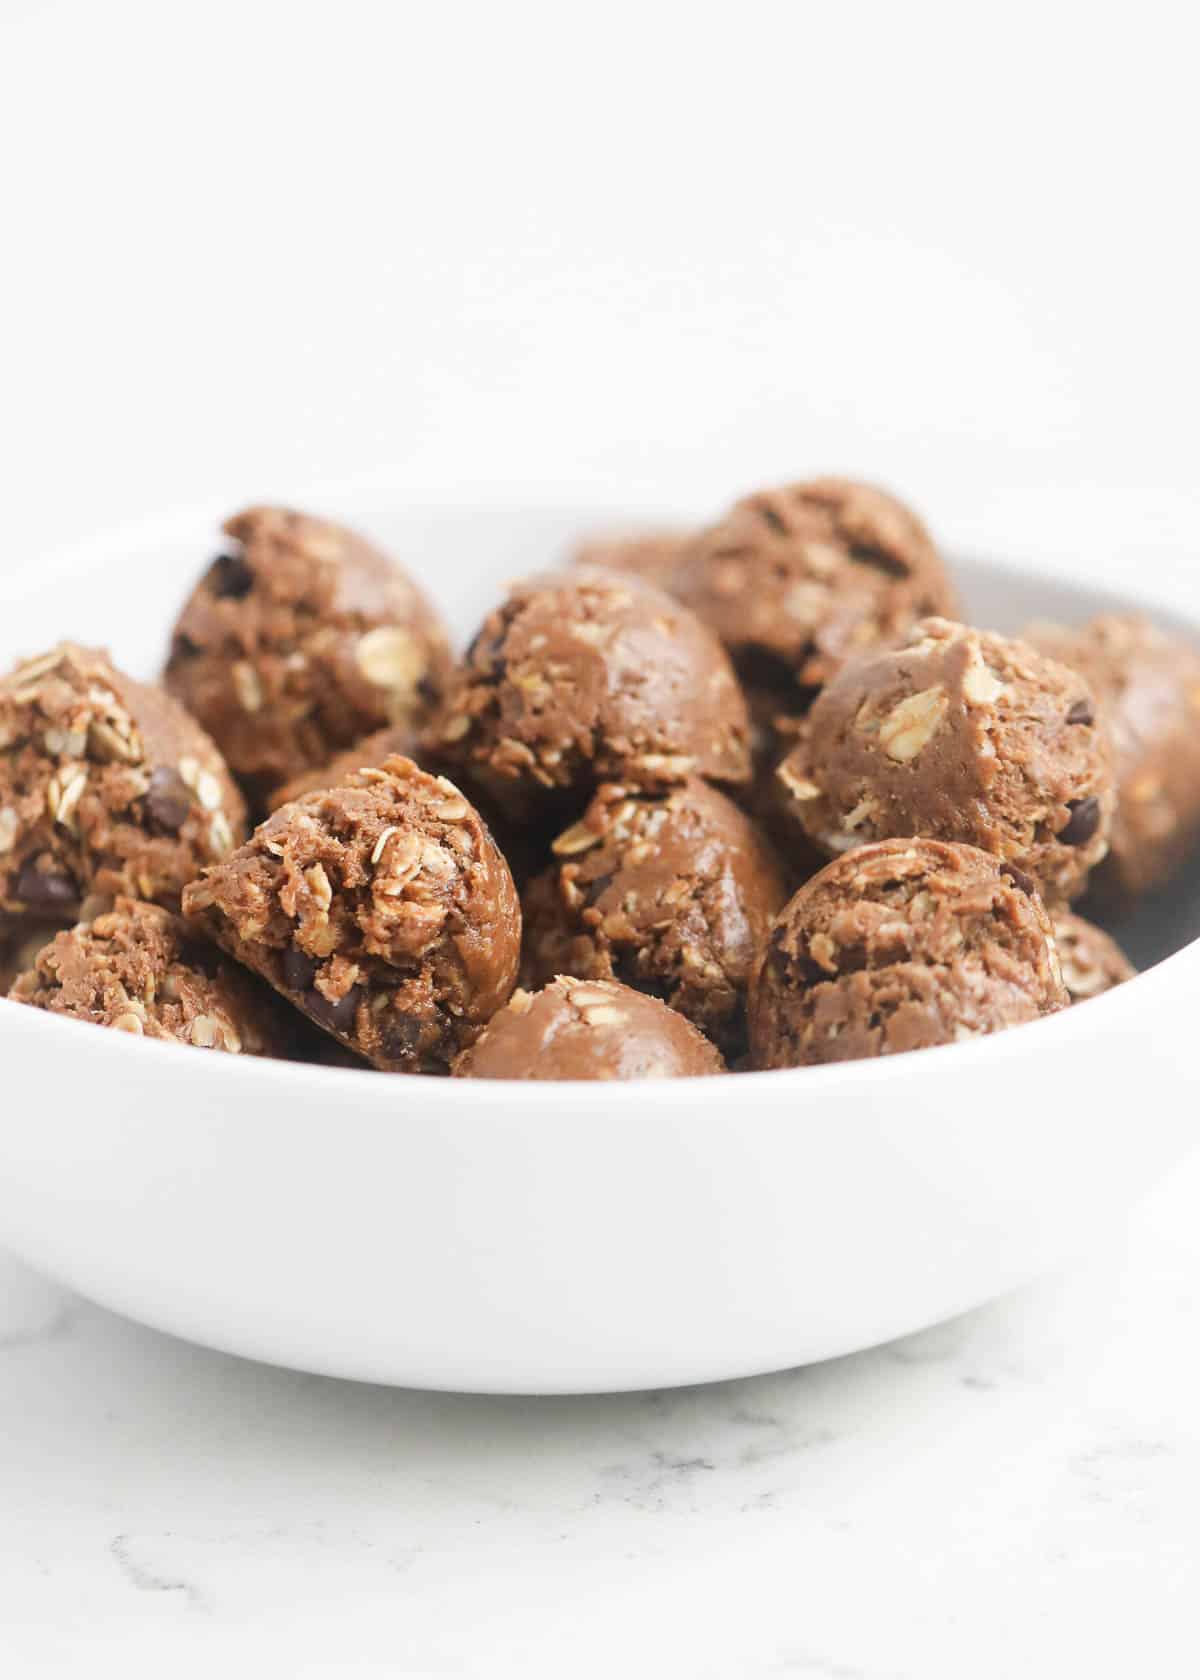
[
  {"left": 961, "top": 648, "right": 1006, "bottom": 706},
  {"left": 878, "top": 686, "right": 949, "bottom": 761},
  {"left": 356, "top": 626, "right": 425, "bottom": 692},
  {"left": 233, "top": 660, "right": 264, "bottom": 713},
  {"left": 552, "top": 821, "right": 603, "bottom": 857}
]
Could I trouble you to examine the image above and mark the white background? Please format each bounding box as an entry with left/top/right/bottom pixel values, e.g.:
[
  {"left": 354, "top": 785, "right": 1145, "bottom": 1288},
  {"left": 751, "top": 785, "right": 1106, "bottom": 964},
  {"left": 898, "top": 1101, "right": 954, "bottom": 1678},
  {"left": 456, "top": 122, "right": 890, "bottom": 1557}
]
[
  {"left": 3, "top": 1, "right": 1199, "bottom": 566},
  {"left": 3, "top": 3, "right": 1200, "bottom": 1675}
]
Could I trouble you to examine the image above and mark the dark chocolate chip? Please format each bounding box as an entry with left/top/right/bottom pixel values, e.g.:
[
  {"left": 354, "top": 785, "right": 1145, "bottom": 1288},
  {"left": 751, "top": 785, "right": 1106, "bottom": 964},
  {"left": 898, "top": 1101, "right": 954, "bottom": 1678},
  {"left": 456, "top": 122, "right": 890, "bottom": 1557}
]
[
  {"left": 379, "top": 1010, "right": 426, "bottom": 1060},
  {"left": 757, "top": 499, "right": 789, "bottom": 537},
  {"left": 583, "top": 870, "right": 615, "bottom": 907},
  {"left": 13, "top": 859, "right": 77, "bottom": 910},
  {"left": 144, "top": 766, "right": 194, "bottom": 835},
  {"left": 465, "top": 624, "right": 509, "bottom": 676},
  {"left": 180, "top": 939, "right": 222, "bottom": 979},
  {"left": 1001, "top": 864, "right": 1039, "bottom": 898},
  {"left": 207, "top": 553, "right": 255, "bottom": 600},
  {"left": 1060, "top": 796, "right": 1101, "bottom": 847},
  {"left": 171, "top": 632, "right": 201, "bottom": 661},
  {"left": 306, "top": 984, "right": 364, "bottom": 1034},
  {"left": 282, "top": 946, "right": 319, "bottom": 992},
  {"left": 1067, "top": 699, "right": 1096, "bottom": 726},
  {"left": 848, "top": 542, "right": 909, "bottom": 580}
]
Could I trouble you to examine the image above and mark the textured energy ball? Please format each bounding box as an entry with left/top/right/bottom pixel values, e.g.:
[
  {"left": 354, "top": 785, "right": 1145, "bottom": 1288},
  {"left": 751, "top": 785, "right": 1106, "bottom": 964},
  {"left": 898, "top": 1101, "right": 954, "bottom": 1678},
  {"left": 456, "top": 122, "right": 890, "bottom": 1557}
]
[
  {"left": 8, "top": 897, "right": 291, "bottom": 1055},
  {"left": 673, "top": 478, "right": 958, "bottom": 707},
  {"left": 1025, "top": 615, "right": 1200, "bottom": 900},
  {"left": 452, "top": 977, "right": 726, "bottom": 1080},
  {"left": 521, "top": 778, "right": 786, "bottom": 1057},
  {"left": 569, "top": 528, "right": 692, "bottom": 589},
  {"left": 268, "top": 723, "right": 416, "bottom": 813},
  {"left": 0, "top": 643, "right": 246, "bottom": 921},
  {"left": 183, "top": 756, "right": 520, "bottom": 1073},
  {"left": 430, "top": 568, "right": 752, "bottom": 812},
  {"left": 1051, "top": 908, "right": 1136, "bottom": 1004},
  {"left": 165, "top": 506, "right": 453, "bottom": 808},
  {"left": 776, "top": 618, "right": 1113, "bottom": 903},
  {"left": 749, "top": 839, "right": 1068, "bottom": 1068}
]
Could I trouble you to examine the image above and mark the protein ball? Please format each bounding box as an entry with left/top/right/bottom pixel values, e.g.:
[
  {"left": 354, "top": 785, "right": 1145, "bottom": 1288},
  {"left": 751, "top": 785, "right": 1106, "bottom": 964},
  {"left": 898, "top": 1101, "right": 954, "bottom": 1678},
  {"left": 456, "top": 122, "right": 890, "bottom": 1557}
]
[
  {"left": 569, "top": 528, "right": 692, "bottom": 589},
  {"left": 0, "top": 643, "right": 246, "bottom": 921},
  {"left": 8, "top": 897, "right": 291, "bottom": 1055},
  {"left": 1025, "top": 615, "right": 1200, "bottom": 900},
  {"left": 165, "top": 506, "right": 453, "bottom": 809},
  {"left": 521, "top": 778, "right": 787, "bottom": 1057},
  {"left": 183, "top": 755, "right": 520, "bottom": 1073},
  {"left": 674, "top": 478, "right": 958, "bottom": 713},
  {"left": 776, "top": 618, "right": 1113, "bottom": 903},
  {"left": 268, "top": 724, "right": 417, "bottom": 813},
  {"left": 452, "top": 977, "right": 726, "bottom": 1080},
  {"left": 1051, "top": 908, "right": 1136, "bottom": 1004},
  {"left": 749, "top": 839, "right": 1068, "bottom": 1069},
  {"left": 430, "top": 568, "right": 751, "bottom": 815}
]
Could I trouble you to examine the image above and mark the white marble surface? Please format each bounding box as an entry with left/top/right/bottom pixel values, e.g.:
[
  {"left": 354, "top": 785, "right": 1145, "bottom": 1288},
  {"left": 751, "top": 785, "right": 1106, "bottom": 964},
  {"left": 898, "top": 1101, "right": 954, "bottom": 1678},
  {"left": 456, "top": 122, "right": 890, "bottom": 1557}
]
[{"left": 4, "top": 1151, "right": 1200, "bottom": 1677}]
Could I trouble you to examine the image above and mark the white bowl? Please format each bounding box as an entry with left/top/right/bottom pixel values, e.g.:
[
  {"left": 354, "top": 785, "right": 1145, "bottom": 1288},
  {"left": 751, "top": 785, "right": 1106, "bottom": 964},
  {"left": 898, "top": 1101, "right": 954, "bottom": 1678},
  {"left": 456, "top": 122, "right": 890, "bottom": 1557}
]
[{"left": 0, "top": 496, "right": 1197, "bottom": 1394}]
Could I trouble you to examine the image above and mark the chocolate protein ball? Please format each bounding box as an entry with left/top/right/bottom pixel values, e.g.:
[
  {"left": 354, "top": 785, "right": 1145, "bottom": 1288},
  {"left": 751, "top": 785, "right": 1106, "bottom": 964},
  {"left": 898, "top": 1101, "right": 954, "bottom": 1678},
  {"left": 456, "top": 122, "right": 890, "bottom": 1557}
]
[
  {"left": 0, "top": 643, "right": 246, "bottom": 921},
  {"left": 184, "top": 755, "right": 520, "bottom": 1073},
  {"left": 521, "top": 778, "right": 786, "bottom": 1056},
  {"left": 776, "top": 618, "right": 1113, "bottom": 903},
  {"left": 165, "top": 506, "right": 453, "bottom": 808},
  {"left": 673, "top": 478, "right": 958, "bottom": 710},
  {"left": 570, "top": 528, "right": 691, "bottom": 589},
  {"left": 8, "top": 897, "right": 291, "bottom": 1055},
  {"left": 430, "top": 568, "right": 751, "bottom": 815},
  {"left": 268, "top": 723, "right": 416, "bottom": 813},
  {"left": 452, "top": 976, "right": 726, "bottom": 1080},
  {"left": 1051, "top": 908, "right": 1136, "bottom": 1004},
  {"left": 1025, "top": 615, "right": 1200, "bottom": 900},
  {"left": 749, "top": 838, "right": 1068, "bottom": 1068}
]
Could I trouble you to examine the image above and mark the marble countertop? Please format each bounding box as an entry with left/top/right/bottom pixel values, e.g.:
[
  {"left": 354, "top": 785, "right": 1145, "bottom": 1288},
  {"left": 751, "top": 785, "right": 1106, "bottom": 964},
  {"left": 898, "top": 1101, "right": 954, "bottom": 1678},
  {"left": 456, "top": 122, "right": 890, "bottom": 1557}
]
[{"left": 4, "top": 1155, "right": 1199, "bottom": 1678}]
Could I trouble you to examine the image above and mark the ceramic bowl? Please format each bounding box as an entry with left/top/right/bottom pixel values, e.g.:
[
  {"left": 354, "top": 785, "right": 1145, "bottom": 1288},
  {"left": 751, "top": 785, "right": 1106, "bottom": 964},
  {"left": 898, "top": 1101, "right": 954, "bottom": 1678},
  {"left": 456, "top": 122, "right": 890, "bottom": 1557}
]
[{"left": 0, "top": 496, "right": 1196, "bottom": 1393}]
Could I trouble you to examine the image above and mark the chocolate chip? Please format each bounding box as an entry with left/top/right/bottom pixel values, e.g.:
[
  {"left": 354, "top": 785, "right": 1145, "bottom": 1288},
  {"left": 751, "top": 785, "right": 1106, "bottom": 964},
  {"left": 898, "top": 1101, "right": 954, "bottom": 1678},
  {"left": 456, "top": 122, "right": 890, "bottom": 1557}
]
[
  {"left": 380, "top": 1010, "right": 426, "bottom": 1060},
  {"left": 207, "top": 553, "right": 255, "bottom": 600},
  {"left": 1001, "top": 864, "right": 1039, "bottom": 897},
  {"left": 757, "top": 500, "right": 789, "bottom": 537},
  {"left": 465, "top": 624, "right": 509, "bottom": 677},
  {"left": 282, "top": 946, "right": 319, "bottom": 992},
  {"left": 180, "top": 939, "right": 221, "bottom": 979},
  {"left": 144, "top": 767, "right": 194, "bottom": 835},
  {"left": 306, "top": 984, "right": 364, "bottom": 1034},
  {"left": 848, "top": 543, "right": 909, "bottom": 580},
  {"left": 1060, "top": 796, "right": 1101, "bottom": 846},
  {"left": 1067, "top": 699, "right": 1095, "bottom": 726},
  {"left": 12, "top": 859, "right": 78, "bottom": 910},
  {"left": 583, "top": 870, "right": 615, "bottom": 907},
  {"left": 172, "top": 632, "right": 201, "bottom": 661}
]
